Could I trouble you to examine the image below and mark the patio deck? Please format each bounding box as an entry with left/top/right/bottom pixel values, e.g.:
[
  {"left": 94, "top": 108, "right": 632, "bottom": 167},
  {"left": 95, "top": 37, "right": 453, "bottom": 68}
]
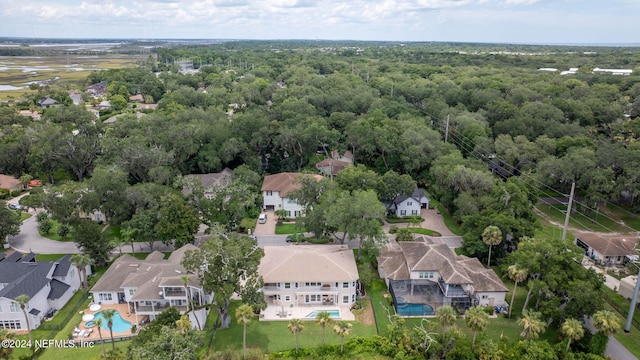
[
  {"left": 260, "top": 304, "right": 355, "bottom": 321},
  {"left": 74, "top": 303, "right": 141, "bottom": 341}
]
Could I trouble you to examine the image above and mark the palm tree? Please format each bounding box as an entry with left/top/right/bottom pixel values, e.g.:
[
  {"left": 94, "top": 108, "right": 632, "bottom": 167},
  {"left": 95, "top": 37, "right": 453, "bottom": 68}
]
[
  {"left": 181, "top": 275, "right": 201, "bottom": 330},
  {"left": 482, "top": 225, "right": 502, "bottom": 267},
  {"left": 436, "top": 306, "right": 457, "bottom": 346},
  {"left": 507, "top": 264, "right": 528, "bottom": 318},
  {"left": 236, "top": 304, "right": 254, "bottom": 360},
  {"left": 15, "top": 295, "right": 32, "bottom": 346},
  {"left": 70, "top": 253, "right": 94, "bottom": 289},
  {"left": 561, "top": 318, "right": 585, "bottom": 352},
  {"left": 518, "top": 310, "right": 546, "bottom": 340},
  {"left": 465, "top": 306, "right": 488, "bottom": 350},
  {"left": 593, "top": 310, "right": 620, "bottom": 336},
  {"left": 288, "top": 318, "right": 305, "bottom": 354},
  {"left": 94, "top": 317, "right": 107, "bottom": 360},
  {"left": 101, "top": 309, "right": 117, "bottom": 351},
  {"left": 315, "top": 311, "right": 333, "bottom": 346},
  {"left": 333, "top": 320, "right": 352, "bottom": 353}
]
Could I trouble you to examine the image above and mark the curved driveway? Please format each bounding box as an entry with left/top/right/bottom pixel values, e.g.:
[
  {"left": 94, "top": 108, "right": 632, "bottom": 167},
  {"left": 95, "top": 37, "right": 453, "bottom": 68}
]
[{"left": 7, "top": 215, "right": 80, "bottom": 254}]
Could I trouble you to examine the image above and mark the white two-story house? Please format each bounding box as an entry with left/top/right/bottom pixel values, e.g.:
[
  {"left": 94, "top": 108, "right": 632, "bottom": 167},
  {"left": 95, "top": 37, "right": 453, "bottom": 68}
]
[
  {"left": 388, "top": 189, "right": 430, "bottom": 218},
  {"left": 90, "top": 245, "right": 211, "bottom": 329},
  {"left": 0, "top": 253, "right": 82, "bottom": 332},
  {"left": 261, "top": 173, "right": 323, "bottom": 219},
  {"left": 259, "top": 245, "right": 360, "bottom": 312}
]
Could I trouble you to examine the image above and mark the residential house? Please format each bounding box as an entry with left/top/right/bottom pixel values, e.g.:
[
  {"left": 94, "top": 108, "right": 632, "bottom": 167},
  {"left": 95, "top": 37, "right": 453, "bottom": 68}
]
[
  {"left": 67, "top": 91, "right": 83, "bottom": 105},
  {"left": 0, "top": 174, "right": 22, "bottom": 192},
  {"left": 388, "top": 189, "right": 430, "bottom": 217},
  {"left": 377, "top": 238, "right": 508, "bottom": 316},
  {"left": 129, "top": 94, "right": 145, "bottom": 103},
  {"left": 315, "top": 158, "right": 352, "bottom": 177},
  {"left": 183, "top": 168, "right": 233, "bottom": 199},
  {"left": 575, "top": 233, "right": 638, "bottom": 266},
  {"left": 17, "top": 110, "right": 41, "bottom": 121},
  {"left": 261, "top": 173, "right": 323, "bottom": 218},
  {"left": 259, "top": 245, "right": 360, "bottom": 309},
  {"left": 90, "top": 245, "right": 211, "bottom": 328},
  {"left": 39, "top": 97, "right": 57, "bottom": 108},
  {"left": 0, "top": 253, "right": 83, "bottom": 332},
  {"left": 86, "top": 81, "right": 107, "bottom": 98}
]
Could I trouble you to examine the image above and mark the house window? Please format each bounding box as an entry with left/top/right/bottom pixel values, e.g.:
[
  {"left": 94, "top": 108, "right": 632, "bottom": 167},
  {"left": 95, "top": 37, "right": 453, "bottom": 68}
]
[
  {"left": 99, "top": 293, "right": 113, "bottom": 301},
  {"left": 400, "top": 210, "right": 406, "bottom": 216},
  {"left": 343, "top": 296, "right": 349, "bottom": 304},
  {"left": 285, "top": 211, "right": 291, "bottom": 217},
  {"left": 9, "top": 303, "right": 20, "bottom": 313},
  {"left": 305, "top": 282, "right": 321, "bottom": 287},
  {"left": 129, "top": 289, "right": 136, "bottom": 296},
  {"left": 294, "top": 211, "right": 301, "bottom": 217},
  {"left": 411, "top": 210, "right": 418, "bottom": 215},
  {"left": 285, "top": 295, "right": 291, "bottom": 302},
  {"left": 342, "top": 282, "right": 349, "bottom": 289},
  {"left": 481, "top": 295, "right": 488, "bottom": 299},
  {"left": 305, "top": 294, "right": 322, "bottom": 303},
  {"left": 419, "top": 272, "right": 434, "bottom": 279},
  {"left": 287, "top": 199, "right": 296, "bottom": 204},
  {"left": 407, "top": 202, "right": 412, "bottom": 206},
  {"left": 352, "top": 294, "right": 356, "bottom": 302},
  {"left": 352, "top": 281, "right": 356, "bottom": 287},
  {"left": 0, "top": 320, "right": 21, "bottom": 330},
  {"left": 266, "top": 191, "right": 273, "bottom": 196},
  {"left": 284, "top": 283, "right": 291, "bottom": 289},
  {"left": 0, "top": 305, "right": 3, "bottom": 312}
]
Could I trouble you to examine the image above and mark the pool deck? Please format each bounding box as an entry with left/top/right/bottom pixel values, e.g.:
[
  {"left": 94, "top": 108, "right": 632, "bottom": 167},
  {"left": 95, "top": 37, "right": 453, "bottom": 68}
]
[
  {"left": 260, "top": 304, "right": 354, "bottom": 321},
  {"left": 74, "top": 303, "right": 142, "bottom": 341}
]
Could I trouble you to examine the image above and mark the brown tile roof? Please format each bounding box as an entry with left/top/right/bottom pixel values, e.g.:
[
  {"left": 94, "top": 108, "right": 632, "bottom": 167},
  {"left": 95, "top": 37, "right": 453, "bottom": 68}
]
[
  {"left": 576, "top": 233, "right": 638, "bottom": 257},
  {"left": 259, "top": 245, "right": 358, "bottom": 283},
  {"left": 0, "top": 174, "right": 20, "bottom": 191},
  {"left": 377, "top": 239, "right": 507, "bottom": 292},
  {"left": 186, "top": 168, "right": 233, "bottom": 190},
  {"left": 261, "top": 173, "right": 323, "bottom": 198},
  {"left": 315, "top": 159, "right": 352, "bottom": 175}
]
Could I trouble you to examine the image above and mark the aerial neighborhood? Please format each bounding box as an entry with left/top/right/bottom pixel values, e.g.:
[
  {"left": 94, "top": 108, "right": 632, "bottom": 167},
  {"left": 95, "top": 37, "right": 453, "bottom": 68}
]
[{"left": 0, "top": 39, "right": 639, "bottom": 359}]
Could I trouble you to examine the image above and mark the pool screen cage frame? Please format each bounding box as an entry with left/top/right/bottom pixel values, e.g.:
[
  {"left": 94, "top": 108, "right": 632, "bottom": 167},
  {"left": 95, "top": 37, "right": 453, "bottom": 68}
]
[{"left": 388, "top": 279, "right": 474, "bottom": 316}]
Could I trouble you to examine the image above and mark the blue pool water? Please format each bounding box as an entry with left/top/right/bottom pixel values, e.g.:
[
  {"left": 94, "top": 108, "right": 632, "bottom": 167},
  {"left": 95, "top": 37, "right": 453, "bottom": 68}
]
[
  {"left": 89, "top": 311, "right": 132, "bottom": 333},
  {"left": 305, "top": 309, "right": 340, "bottom": 319},
  {"left": 396, "top": 303, "right": 434, "bottom": 316}
]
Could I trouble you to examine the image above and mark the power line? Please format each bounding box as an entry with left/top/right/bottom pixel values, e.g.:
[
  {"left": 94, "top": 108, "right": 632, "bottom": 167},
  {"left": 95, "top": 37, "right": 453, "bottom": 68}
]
[{"left": 434, "top": 120, "right": 640, "bottom": 234}]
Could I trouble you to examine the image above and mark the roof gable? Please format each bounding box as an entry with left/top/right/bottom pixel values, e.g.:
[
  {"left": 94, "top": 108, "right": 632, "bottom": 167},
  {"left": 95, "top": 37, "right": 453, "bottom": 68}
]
[{"left": 261, "top": 173, "right": 323, "bottom": 198}]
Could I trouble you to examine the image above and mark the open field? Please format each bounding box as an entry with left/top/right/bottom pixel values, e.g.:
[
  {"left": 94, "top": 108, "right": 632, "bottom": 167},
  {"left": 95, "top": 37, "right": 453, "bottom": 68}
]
[{"left": 0, "top": 54, "right": 145, "bottom": 100}]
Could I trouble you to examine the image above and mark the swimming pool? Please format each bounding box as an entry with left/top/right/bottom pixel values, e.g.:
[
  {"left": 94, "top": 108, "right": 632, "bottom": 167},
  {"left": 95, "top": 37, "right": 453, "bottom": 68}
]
[
  {"left": 305, "top": 309, "right": 340, "bottom": 319},
  {"left": 87, "top": 311, "right": 132, "bottom": 333},
  {"left": 395, "top": 303, "right": 434, "bottom": 316}
]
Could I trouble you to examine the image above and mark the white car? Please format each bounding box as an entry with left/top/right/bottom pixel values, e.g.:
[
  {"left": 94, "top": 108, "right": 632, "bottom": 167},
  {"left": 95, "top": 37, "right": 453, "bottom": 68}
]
[
  {"left": 258, "top": 213, "right": 267, "bottom": 224},
  {"left": 8, "top": 203, "right": 22, "bottom": 210}
]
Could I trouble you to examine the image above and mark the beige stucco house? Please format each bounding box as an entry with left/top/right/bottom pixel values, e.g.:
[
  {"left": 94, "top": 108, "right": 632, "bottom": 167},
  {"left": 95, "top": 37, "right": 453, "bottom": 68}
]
[{"left": 259, "top": 245, "right": 360, "bottom": 310}]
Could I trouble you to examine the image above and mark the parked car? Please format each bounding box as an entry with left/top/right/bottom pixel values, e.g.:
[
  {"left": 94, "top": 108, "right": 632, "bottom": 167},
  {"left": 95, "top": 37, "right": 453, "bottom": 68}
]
[
  {"left": 8, "top": 203, "right": 21, "bottom": 210},
  {"left": 286, "top": 233, "right": 305, "bottom": 243},
  {"left": 258, "top": 213, "right": 267, "bottom": 224}
]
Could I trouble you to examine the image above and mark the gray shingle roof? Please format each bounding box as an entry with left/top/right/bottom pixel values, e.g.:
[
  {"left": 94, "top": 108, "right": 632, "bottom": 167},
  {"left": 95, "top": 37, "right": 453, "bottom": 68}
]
[
  {"left": 48, "top": 279, "right": 70, "bottom": 300},
  {"left": 52, "top": 255, "right": 72, "bottom": 277}
]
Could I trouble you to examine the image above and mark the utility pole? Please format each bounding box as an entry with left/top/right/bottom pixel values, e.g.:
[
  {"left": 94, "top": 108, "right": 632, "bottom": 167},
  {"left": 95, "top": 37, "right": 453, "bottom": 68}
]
[
  {"left": 444, "top": 114, "right": 450, "bottom": 143},
  {"left": 624, "top": 262, "right": 640, "bottom": 333},
  {"left": 561, "top": 182, "right": 576, "bottom": 241}
]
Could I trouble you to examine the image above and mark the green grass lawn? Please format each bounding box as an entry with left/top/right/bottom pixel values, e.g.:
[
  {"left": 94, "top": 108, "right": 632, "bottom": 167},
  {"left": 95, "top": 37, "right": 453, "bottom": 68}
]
[
  {"left": 406, "top": 227, "right": 441, "bottom": 236},
  {"left": 35, "top": 254, "right": 65, "bottom": 262},
  {"left": 366, "top": 279, "right": 393, "bottom": 336},
  {"left": 212, "top": 301, "right": 377, "bottom": 354},
  {"left": 275, "top": 223, "right": 307, "bottom": 234},
  {"left": 35, "top": 339, "right": 131, "bottom": 360},
  {"left": 20, "top": 212, "right": 32, "bottom": 222},
  {"left": 38, "top": 219, "right": 73, "bottom": 242}
]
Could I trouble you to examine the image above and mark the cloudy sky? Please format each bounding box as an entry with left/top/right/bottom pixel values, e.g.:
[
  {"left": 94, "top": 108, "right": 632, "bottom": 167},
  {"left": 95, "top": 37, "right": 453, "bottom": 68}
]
[{"left": 1, "top": 0, "right": 638, "bottom": 44}]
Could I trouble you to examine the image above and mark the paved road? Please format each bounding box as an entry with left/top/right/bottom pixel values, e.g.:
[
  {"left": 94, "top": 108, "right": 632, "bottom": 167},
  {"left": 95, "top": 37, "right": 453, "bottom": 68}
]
[
  {"left": 584, "top": 317, "right": 638, "bottom": 360},
  {"left": 7, "top": 211, "right": 174, "bottom": 255}
]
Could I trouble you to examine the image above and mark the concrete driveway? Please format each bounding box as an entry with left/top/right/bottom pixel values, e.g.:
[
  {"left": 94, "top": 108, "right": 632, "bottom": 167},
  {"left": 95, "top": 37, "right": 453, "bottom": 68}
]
[{"left": 253, "top": 210, "right": 276, "bottom": 235}]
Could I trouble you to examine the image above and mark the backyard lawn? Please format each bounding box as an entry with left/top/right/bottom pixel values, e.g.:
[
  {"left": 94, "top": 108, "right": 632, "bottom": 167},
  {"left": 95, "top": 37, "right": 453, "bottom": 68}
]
[{"left": 212, "top": 301, "right": 377, "bottom": 354}]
